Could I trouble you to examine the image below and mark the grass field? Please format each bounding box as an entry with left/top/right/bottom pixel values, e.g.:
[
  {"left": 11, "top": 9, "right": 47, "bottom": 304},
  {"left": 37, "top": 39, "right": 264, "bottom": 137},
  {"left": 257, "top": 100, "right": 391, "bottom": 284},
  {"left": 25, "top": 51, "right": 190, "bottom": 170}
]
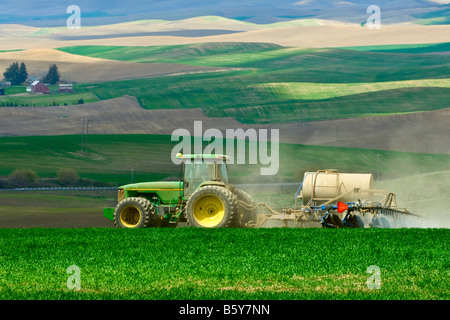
[
  {"left": 57, "top": 43, "right": 450, "bottom": 73},
  {"left": 70, "top": 77, "right": 450, "bottom": 124},
  {"left": 340, "top": 42, "right": 450, "bottom": 54},
  {"left": 413, "top": 8, "right": 450, "bottom": 25},
  {"left": 0, "top": 228, "right": 448, "bottom": 300},
  {"left": 255, "top": 79, "right": 450, "bottom": 100},
  {"left": 1, "top": 134, "right": 449, "bottom": 186},
  {"left": 52, "top": 43, "right": 450, "bottom": 123},
  {"left": 2, "top": 43, "right": 449, "bottom": 124}
]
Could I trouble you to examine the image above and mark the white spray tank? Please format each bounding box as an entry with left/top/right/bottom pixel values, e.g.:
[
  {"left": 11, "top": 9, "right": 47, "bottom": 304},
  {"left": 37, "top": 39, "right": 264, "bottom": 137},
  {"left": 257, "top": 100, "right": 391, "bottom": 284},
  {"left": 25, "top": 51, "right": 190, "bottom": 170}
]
[{"left": 298, "top": 169, "right": 374, "bottom": 206}]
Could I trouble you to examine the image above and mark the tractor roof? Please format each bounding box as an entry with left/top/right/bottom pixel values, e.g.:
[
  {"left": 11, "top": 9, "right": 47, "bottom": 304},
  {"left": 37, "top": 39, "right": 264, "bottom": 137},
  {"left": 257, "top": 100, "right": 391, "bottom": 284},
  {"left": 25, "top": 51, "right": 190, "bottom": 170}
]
[{"left": 176, "top": 153, "right": 230, "bottom": 161}]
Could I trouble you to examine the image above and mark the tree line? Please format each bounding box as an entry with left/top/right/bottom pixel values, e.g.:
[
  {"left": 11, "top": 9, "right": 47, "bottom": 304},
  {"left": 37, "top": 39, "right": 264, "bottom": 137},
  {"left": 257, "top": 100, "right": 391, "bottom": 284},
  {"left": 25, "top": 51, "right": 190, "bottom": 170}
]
[{"left": 3, "top": 62, "right": 60, "bottom": 85}]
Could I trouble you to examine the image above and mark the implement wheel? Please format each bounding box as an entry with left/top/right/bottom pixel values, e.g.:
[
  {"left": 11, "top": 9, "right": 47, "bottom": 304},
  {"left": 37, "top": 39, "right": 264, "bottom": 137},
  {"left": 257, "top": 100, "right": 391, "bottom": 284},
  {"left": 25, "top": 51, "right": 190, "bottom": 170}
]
[
  {"left": 321, "top": 213, "right": 343, "bottom": 228},
  {"left": 344, "top": 213, "right": 365, "bottom": 228},
  {"left": 234, "top": 189, "right": 257, "bottom": 228},
  {"left": 114, "top": 197, "right": 157, "bottom": 228},
  {"left": 186, "top": 186, "right": 237, "bottom": 228}
]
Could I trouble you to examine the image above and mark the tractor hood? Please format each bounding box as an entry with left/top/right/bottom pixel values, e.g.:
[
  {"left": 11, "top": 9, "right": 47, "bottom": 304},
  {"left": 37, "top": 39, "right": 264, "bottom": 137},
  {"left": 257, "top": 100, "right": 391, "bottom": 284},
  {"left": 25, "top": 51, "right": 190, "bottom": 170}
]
[
  {"left": 120, "top": 181, "right": 183, "bottom": 191},
  {"left": 119, "top": 181, "right": 183, "bottom": 204}
]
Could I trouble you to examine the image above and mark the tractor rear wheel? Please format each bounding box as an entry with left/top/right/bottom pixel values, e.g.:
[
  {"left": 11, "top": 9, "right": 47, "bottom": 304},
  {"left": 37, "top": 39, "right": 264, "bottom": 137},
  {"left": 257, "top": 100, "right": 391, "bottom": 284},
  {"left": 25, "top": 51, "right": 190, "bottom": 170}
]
[
  {"left": 186, "top": 185, "right": 237, "bottom": 228},
  {"left": 114, "top": 197, "right": 157, "bottom": 228}
]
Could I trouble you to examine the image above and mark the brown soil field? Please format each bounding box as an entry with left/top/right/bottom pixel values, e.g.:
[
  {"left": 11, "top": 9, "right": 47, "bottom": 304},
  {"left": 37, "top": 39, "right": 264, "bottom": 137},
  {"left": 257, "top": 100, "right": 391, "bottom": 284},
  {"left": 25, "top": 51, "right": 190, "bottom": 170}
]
[
  {"left": 0, "top": 96, "right": 241, "bottom": 136},
  {"left": 0, "top": 48, "right": 230, "bottom": 83},
  {"left": 0, "top": 96, "right": 448, "bottom": 155},
  {"left": 0, "top": 208, "right": 113, "bottom": 228},
  {"left": 1, "top": 19, "right": 449, "bottom": 50}
]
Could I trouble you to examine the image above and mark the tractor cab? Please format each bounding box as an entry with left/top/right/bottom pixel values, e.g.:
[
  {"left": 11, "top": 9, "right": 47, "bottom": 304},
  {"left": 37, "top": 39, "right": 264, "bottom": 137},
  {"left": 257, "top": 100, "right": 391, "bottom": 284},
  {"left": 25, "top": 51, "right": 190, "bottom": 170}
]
[{"left": 176, "top": 153, "right": 229, "bottom": 198}]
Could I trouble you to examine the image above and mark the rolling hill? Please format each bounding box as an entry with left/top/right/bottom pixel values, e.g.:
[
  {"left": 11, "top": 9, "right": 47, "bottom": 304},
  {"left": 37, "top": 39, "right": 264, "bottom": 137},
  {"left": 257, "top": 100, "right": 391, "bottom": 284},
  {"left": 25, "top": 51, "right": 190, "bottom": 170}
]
[
  {"left": 1, "top": 15, "right": 450, "bottom": 50},
  {"left": 1, "top": 0, "right": 449, "bottom": 26},
  {"left": 0, "top": 48, "right": 231, "bottom": 83},
  {"left": 0, "top": 96, "right": 448, "bottom": 155}
]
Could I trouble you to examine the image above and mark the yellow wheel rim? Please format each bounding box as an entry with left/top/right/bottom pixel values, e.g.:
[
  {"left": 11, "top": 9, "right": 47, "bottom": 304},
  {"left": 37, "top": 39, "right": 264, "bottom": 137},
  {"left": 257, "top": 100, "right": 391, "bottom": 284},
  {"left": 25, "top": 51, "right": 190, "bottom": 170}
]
[
  {"left": 193, "top": 195, "right": 225, "bottom": 228},
  {"left": 120, "top": 205, "right": 141, "bottom": 228}
]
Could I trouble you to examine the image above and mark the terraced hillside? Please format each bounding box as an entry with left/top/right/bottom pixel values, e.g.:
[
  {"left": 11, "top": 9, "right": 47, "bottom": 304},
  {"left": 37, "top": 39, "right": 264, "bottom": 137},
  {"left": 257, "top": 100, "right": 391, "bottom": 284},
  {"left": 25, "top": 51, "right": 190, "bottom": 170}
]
[
  {"left": 0, "top": 48, "right": 229, "bottom": 83},
  {"left": 56, "top": 43, "right": 450, "bottom": 125},
  {"left": 0, "top": 96, "right": 449, "bottom": 155},
  {"left": 2, "top": 42, "right": 449, "bottom": 155}
]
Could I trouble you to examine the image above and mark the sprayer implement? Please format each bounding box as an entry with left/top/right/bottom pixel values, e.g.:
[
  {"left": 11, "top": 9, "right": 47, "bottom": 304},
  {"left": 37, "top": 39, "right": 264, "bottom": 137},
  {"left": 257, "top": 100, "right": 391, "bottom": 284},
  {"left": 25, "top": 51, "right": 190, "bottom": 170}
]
[
  {"left": 244, "top": 170, "right": 420, "bottom": 228},
  {"left": 104, "top": 154, "right": 419, "bottom": 229}
]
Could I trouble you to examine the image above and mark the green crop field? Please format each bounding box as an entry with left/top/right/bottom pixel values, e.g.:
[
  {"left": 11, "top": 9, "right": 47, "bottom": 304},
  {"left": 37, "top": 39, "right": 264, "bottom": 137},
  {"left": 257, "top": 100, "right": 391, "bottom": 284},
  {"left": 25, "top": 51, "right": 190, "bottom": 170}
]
[
  {"left": 0, "top": 228, "right": 448, "bottom": 300},
  {"left": 70, "top": 75, "right": 450, "bottom": 124},
  {"left": 340, "top": 42, "right": 450, "bottom": 54},
  {"left": 1, "top": 134, "right": 449, "bottom": 186},
  {"left": 3, "top": 43, "right": 449, "bottom": 124},
  {"left": 412, "top": 8, "right": 450, "bottom": 25},
  {"left": 52, "top": 43, "right": 450, "bottom": 123},
  {"left": 57, "top": 43, "right": 450, "bottom": 75}
]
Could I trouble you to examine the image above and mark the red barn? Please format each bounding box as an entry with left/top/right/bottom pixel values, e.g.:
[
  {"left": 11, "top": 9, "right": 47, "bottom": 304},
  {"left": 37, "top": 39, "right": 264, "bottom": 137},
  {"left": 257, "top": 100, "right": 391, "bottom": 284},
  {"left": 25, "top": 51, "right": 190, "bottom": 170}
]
[{"left": 30, "top": 80, "right": 50, "bottom": 94}]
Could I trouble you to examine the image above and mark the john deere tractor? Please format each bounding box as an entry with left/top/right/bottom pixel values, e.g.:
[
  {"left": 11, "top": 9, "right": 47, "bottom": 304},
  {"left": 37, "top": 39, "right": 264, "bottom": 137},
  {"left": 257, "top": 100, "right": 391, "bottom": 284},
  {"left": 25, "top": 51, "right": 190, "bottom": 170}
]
[{"left": 104, "top": 153, "right": 255, "bottom": 228}]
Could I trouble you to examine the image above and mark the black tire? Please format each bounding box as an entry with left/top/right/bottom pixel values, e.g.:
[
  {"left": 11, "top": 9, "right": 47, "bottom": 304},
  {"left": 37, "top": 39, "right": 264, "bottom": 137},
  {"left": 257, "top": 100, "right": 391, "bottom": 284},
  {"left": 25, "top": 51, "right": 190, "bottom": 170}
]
[
  {"left": 186, "top": 185, "right": 237, "bottom": 228},
  {"left": 114, "top": 197, "right": 157, "bottom": 228},
  {"left": 321, "top": 213, "right": 343, "bottom": 228},
  {"left": 234, "top": 189, "right": 257, "bottom": 228},
  {"left": 344, "top": 213, "right": 365, "bottom": 228}
]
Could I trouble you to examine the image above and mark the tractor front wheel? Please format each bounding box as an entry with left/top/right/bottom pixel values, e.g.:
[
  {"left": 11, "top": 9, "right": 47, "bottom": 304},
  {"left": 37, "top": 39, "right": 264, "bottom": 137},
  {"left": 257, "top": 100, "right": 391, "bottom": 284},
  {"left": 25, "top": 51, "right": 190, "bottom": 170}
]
[
  {"left": 186, "top": 186, "right": 237, "bottom": 228},
  {"left": 114, "top": 197, "right": 157, "bottom": 228}
]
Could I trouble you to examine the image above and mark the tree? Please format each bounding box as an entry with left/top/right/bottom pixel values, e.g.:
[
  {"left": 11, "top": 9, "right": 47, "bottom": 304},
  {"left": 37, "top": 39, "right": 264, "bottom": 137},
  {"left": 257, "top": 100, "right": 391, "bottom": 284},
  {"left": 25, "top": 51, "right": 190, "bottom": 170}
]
[
  {"left": 3, "top": 62, "right": 22, "bottom": 85},
  {"left": 3, "top": 62, "right": 28, "bottom": 85},
  {"left": 3, "top": 62, "right": 19, "bottom": 84},
  {"left": 57, "top": 168, "right": 79, "bottom": 186},
  {"left": 8, "top": 169, "right": 38, "bottom": 187},
  {"left": 19, "top": 62, "right": 28, "bottom": 84},
  {"left": 43, "top": 64, "right": 60, "bottom": 85}
]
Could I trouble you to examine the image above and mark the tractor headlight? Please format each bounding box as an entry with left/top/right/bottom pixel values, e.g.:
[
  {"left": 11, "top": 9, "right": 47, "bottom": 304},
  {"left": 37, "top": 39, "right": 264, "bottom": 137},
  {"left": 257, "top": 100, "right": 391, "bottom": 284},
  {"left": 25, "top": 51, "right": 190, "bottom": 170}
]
[{"left": 118, "top": 188, "right": 125, "bottom": 202}]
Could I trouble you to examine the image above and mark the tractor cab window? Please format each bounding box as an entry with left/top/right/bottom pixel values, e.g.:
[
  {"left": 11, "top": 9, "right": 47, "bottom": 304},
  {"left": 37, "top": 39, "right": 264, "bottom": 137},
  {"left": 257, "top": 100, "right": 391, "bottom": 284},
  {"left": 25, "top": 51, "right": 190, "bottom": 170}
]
[{"left": 184, "top": 161, "right": 216, "bottom": 181}]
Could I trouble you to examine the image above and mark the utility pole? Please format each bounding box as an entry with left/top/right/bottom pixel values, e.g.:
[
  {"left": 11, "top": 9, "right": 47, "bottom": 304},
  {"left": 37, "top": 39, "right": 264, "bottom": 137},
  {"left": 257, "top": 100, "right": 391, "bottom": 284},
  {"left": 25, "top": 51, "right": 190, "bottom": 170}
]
[
  {"left": 80, "top": 118, "right": 91, "bottom": 155},
  {"left": 80, "top": 118, "right": 85, "bottom": 153},
  {"left": 336, "top": 123, "right": 339, "bottom": 142},
  {"left": 85, "top": 119, "right": 91, "bottom": 155},
  {"left": 376, "top": 154, "right": 381, "bottom": 182}
]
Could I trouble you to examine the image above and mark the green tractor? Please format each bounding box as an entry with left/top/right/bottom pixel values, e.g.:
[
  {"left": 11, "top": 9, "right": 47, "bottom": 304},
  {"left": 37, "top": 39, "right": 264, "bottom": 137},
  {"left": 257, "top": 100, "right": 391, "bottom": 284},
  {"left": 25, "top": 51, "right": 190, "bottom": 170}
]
[{"left": 104, "top": 153, "right": 255, "bottom": 228}]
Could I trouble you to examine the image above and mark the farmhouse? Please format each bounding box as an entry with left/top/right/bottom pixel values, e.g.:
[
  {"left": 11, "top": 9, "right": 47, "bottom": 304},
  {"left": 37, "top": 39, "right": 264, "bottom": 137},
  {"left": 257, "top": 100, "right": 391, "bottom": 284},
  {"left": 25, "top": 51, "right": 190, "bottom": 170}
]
[
  {"left": 59, "top": 84, "right": 73, "bottom": 93},
  {"left": 30, "top": 80, "right": 50, "bottom": 94}
]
